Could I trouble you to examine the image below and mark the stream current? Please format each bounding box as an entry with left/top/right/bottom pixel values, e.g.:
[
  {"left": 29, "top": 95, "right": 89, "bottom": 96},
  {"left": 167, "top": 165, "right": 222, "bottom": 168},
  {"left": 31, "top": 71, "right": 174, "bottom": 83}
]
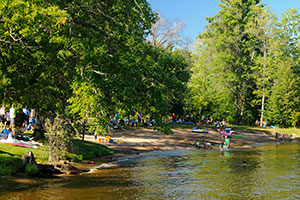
[{"left": 1, "top": 142, "right": 299, "bottom": 200}]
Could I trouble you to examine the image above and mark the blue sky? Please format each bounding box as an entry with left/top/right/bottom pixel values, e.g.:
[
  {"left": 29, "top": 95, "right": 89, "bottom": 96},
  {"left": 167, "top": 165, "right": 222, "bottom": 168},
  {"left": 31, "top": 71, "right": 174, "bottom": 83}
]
[{"left": 148, "top": 0, "right": 300, "bottom": 41}]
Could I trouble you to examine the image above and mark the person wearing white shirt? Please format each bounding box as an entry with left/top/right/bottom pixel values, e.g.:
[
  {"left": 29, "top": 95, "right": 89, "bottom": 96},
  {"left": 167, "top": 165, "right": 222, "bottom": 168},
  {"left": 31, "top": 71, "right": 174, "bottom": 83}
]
[
  {"left": 10, "top": 105, "right": 15, "bottom": 129},
  {"left": 0, "top": 105, "right": 5, "bottom": 129}
]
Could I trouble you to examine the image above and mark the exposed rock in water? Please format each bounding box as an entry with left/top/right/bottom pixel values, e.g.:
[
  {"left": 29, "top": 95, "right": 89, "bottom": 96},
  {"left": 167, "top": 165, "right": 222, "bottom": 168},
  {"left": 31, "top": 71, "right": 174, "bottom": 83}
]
[{"left": 56, "top": 161, "right": 89, "bottom": 175}]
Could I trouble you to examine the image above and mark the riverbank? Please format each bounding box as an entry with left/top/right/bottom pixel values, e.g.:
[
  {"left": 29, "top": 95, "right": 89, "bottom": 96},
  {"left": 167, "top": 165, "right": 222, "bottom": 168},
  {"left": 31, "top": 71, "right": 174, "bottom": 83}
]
[
  {"left": 1, "top": 125, "right": 298, "bottom": 176},
  {"left": 84, "top": 126, "right": 299, "bottom": 158},
  {"left": 0, "top": 139, "right": 113, "bottom": 176}
]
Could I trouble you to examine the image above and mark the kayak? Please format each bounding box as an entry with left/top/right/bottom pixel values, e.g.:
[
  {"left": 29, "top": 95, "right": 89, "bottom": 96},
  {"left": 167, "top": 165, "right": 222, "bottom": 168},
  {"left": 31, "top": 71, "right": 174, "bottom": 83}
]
[{"left": 192, "top": 129, "right": 208, "bottom": 133}]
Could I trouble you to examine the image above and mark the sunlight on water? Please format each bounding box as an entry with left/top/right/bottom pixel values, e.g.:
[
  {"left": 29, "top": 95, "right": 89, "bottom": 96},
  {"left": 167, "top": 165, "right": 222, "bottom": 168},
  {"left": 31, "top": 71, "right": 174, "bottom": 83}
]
[{"left": 1, "top": 142, "right": 299, "bottom": 200}]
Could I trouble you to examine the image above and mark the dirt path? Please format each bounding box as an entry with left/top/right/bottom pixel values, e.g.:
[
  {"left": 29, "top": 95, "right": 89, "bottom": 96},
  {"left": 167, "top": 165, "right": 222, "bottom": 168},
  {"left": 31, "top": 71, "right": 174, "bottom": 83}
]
[{"left": 84, "top": 127, "right": 277, "bottom": 156}]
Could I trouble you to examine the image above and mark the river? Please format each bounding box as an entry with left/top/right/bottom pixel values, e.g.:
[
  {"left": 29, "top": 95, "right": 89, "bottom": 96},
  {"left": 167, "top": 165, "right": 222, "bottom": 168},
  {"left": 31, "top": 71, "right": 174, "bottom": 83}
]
[{"left": 1, "top": 142, "right": 299, "bottom": 200}]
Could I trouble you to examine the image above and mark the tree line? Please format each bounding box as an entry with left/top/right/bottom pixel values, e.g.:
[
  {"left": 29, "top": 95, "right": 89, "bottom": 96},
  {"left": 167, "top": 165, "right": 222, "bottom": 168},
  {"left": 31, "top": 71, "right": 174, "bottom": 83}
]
[
  {"left": 0, "top": 0, "right": 299, "bottom": 133},
  {"left": 0, "top": 0, "right": 189, "bottom": 135},
  {"left": 188, "top": 0, "right": 299, "bottom": 127}
]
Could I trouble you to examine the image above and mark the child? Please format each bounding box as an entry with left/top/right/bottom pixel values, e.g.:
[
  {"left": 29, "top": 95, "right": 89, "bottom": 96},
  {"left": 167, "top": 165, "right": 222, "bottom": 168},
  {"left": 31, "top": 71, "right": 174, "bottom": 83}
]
[
  {"left": 224, "top": 135, "right": 230, "bottom": 150},
  {"left": 219, "top": 142, "right": 225, "bottom": 151}
]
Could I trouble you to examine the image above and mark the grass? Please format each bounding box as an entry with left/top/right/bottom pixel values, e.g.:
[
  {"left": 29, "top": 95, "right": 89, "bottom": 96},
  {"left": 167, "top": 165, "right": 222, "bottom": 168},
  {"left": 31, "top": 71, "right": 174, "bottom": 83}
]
[
  {"left": 229, "top": 125, "right": 300, "bottom": 136},
  {"left": 71, "top": 139, "right": 114, "bottom": 161},
  {"left": 0, "top": 136, "right": 114, "bottom": 176},
  {"left": 0, "top": 143, "right": 49, "bottom": 163},
  {"left": 0, "top": 142, "right": 50, "bottom": 176},
  {"left": 0, "top": 154, "right": 22, "bottom": 177}
]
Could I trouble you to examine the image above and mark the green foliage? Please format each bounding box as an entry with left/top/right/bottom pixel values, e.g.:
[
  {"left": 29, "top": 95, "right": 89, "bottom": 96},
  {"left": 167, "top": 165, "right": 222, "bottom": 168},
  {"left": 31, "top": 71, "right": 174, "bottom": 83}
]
[
  {"left": 0, "top": 0, "right": 72, "bottom": 113},
  {"left": 268, "top": 62, "right": 299, "bottom": 127},
  {"left": 266, "top": 8, "right": 300, "bottom": 127},
  {"left": 189, "top": 0, "right": 263, "bottom": 123},
  {"left": 0, "top": 154, "right": 22, "bottom": 176},
  {"left": 0, "top": 0, "right": 192, "bottom": 142},
  {"left": 48, "top": 116, "right": 76, "bottom": 162},
  {"left": 188, "top": 1, "right": 299, "bottom": 127},
  {"left": 25, "top": 164, "right": 39, "bottom": 176}
]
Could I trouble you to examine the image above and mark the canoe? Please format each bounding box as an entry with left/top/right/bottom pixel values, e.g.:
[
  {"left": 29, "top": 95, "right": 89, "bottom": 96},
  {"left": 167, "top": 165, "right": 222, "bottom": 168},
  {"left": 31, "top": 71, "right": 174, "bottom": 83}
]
[{"left": 192, "top": 129, "right": 208, "bottom": 133}]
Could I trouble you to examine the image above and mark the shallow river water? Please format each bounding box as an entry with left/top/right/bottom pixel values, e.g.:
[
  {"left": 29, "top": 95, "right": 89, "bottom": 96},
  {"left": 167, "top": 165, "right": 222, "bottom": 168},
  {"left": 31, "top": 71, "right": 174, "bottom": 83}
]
[{"left": 1, "top": 142, "right": 299, "bottom": 200}]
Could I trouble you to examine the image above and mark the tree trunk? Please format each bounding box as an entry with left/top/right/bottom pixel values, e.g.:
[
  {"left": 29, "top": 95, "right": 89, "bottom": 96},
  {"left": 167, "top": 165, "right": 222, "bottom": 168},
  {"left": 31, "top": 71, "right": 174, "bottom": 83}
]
[
  {"left": 235, "top": 90, "right": 241, "bottom": 124},
  {"left": 260, "top": 89, "right": 265, "bottom": 127},
  {"left": 82, "top": 122, "right": 85, "bottom": 140},
  {"left": 260, "top": 42, "right": 267, "bottom": 127}
]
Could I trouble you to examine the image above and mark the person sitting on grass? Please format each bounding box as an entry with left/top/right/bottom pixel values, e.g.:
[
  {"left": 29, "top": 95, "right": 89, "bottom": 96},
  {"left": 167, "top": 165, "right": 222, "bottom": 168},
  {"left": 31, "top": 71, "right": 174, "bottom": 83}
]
[{"left": 215, "top": 121, "right": 220, "bottom": 129}]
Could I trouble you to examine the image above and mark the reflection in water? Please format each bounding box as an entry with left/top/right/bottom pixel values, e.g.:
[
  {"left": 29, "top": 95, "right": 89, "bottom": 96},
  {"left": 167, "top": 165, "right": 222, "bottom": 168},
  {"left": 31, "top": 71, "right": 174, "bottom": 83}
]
[{"left": 1, "top": 143, "right": 299, "bottom": 200}]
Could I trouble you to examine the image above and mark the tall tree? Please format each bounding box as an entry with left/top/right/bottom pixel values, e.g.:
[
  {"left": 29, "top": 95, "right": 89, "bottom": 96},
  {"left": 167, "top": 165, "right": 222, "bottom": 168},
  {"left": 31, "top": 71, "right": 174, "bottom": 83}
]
[
  {"left": 245, "top": 6, "right": 276, "bottom": 126},
  {"left": 190, "top": 0, "right": 264, "bottom": 124},
  {"left": 267, "top": 8, "right": 300, "bottom": 127}
]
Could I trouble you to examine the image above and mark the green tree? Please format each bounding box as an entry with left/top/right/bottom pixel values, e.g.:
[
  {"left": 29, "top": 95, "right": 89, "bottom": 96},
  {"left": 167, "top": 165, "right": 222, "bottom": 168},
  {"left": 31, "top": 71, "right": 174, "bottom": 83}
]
[
  {"left": 245, "top": 6, "right": 276, "bottom": 126},
  {"left": 0, "top": 0, "right": 72, "bottom": 115},
  {"left": 267, "top": 8, "right": 300, "bottom": 127},
  {"left": 190, "top": 0, "right": 265, "bottom": 124},
  {"left": 60, "top": 0, "right": 190, "bottom": 132},
  {"left": 268, "top": 61, "right": 299, "bottom": 127}
]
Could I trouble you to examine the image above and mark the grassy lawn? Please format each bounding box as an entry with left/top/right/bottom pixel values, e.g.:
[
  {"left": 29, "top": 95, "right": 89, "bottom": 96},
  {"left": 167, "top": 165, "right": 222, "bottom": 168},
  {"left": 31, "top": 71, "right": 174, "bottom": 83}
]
[
  {"left": 0, "top": 136, "right": 114, "bottom": 176},
  {"left": 229, "top": 125, "right": 300, "bottom": 136},
  {"left": 71, "top": 139, "right": 114, "bottom": 161},
  {"left": 0, "top": 143, "right": 49, "bottom": 176}
]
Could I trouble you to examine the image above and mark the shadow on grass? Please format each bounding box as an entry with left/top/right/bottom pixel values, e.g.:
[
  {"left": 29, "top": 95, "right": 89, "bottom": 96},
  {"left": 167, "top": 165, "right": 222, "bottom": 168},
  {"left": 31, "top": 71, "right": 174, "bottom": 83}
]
[
  {"left": 0, "top": 150, "right": 14, "bottom": 156},
  {"left": 0, "top": 155, "right": 22, "bottom": 176}
]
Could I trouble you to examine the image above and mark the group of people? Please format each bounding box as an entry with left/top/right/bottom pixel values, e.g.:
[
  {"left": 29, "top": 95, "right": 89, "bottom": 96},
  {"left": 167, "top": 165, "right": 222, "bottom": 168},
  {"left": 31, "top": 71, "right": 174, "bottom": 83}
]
[
  {"left": 0, "top": 104, "right": 36, "bottom": 138},
  {"left": 255, "top": 120, "right": 268, "bottom": 128},
  {"left": 110, "top": 112, "right": 153, "bottom": 129},
  {"left": 0, "top": 104, "right": 15, "bottom": 129},
  {"left": 169, "top": 113, "right": 198, "bottom": 124},
  {"left": 201, "top": 115, "right": 214, "bottom": 125},
  {"left": 215, "top": 120, "right": 226, "bottom": 129}
]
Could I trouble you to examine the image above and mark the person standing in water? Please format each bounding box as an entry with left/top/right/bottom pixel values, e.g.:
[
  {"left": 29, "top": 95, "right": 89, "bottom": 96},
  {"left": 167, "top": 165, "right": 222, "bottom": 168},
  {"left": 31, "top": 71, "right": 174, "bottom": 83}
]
[
  {"left": 224, "top": 135, "right": 230, "bottom": 150},
  {"left": 219, "top": 142, "right": 225, "bottom": 151}
]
